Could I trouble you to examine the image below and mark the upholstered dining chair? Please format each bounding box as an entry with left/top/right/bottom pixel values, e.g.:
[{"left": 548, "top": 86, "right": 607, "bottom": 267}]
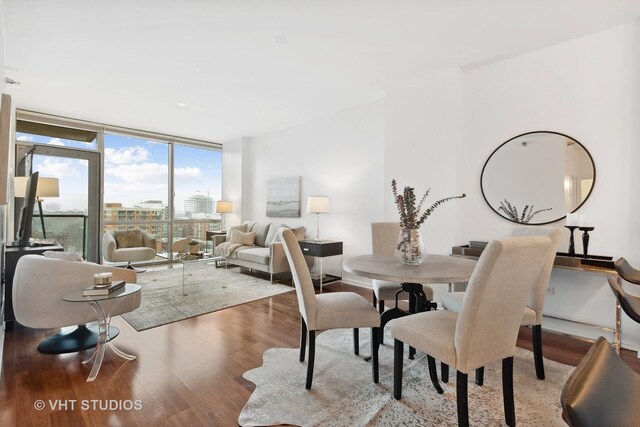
[
  {"left": 561, "top": 336, "right": 640, "bottom": 427},
  {"left": 370, "top": 222, "right": 435, "bottom": 314},
  {"left": 279, "top": 228, "right": 381, "bottom": 389},
  {"left": 441, "top": 226, "right": 561, "bottom": 381},
  {"left": 614, "top": 257, "right": 640, "bottom": 285},
  {"left": 391, "top": 236, "right": 551, "bottom": 427}
]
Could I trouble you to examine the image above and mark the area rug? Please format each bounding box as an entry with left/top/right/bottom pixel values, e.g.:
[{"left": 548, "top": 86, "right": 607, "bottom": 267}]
[
  {"left": 121, "top": 264, "right": 293, "bottom": 331},
  {"left": 239, "top": 328, "right": 573, "bottom": 426}
]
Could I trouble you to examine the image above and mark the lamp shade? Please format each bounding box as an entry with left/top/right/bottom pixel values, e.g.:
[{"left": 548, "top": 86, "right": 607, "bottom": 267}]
[
  {"left": 14, "top": 176, "right": 60, "bottom": 198},
  {"left": 306, "top": 196, "right": 330, "bottom": 214},
  {"left": 216, "top": 200, "right": 233, "bottom": 214}
]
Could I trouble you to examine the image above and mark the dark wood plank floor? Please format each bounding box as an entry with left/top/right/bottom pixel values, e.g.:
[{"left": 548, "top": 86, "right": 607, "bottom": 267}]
[{"left": 1, "top": 274, "right": 639, "bottom": 426}]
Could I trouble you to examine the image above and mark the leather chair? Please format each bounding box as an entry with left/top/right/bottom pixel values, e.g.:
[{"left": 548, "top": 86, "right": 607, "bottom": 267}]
[
  {"left": 103, "top": 228, "right": 156, "bottom": 271},
  {"left": 279, "top": 227, "right": 381, "bottom": 389},
  {"left": 607, "top": 275, "right": 640, "bottom": 324},
  {"left": 561, "top": 336, "right": 640, "bottom": 427},
  {"left": 441, "top": 226, "right": 561, "bottom": 380},
  {"left": 614, "top": 257, "right": 640, "bottom": 285},
  {"left": 390, "top": 236, "right": 551, "bottom": 427},
  {"left": 12, "top": 254, "right": 141, "bottom": 354}
]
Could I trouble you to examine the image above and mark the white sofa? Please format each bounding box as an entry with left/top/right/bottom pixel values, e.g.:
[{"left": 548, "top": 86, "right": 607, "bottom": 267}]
[{"left": 214, "top": 222, "right": 307, "bottom": 282}]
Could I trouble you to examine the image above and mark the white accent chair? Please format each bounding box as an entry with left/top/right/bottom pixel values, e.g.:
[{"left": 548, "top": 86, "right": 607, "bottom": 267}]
[
  {"left": 279, "top": 227, "right": 381, "bottom": 389},
  {"left": 390, "top": 236, "right": 551, "bottom": 427},
  {"left": 441, "top": 226, "right": 561, "bottom": 380},
  {"left": 370, "top": 223, "right": 434, "bottom": 326},
  {"left": 12, "top": 254, "right": 141, "bottom": 354},
  {"left": 103, "top": 229, "right": 156, "bottom": 271}
]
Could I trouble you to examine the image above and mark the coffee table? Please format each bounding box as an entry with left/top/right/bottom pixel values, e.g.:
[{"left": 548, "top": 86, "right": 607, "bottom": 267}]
[
  {"left": 156, "top": 252, "right": 225, "bottom": 295},
  {"left": 62, "top": 284, "right": 141, "bottom": 382}
]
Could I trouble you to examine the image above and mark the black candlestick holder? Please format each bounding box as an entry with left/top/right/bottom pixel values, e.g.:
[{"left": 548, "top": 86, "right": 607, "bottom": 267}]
[
  {"left": 565, "top": 225, "right": 578, "bottom": 257},
  {"left": 578, "top": 226, "right": 595, "bottom": 258}
]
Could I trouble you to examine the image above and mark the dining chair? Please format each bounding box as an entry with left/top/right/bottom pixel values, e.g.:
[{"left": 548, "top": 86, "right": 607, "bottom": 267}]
[
  {"left": 561, "top": 336, "right": 640, "bottom": 427},
  {"left": 390, "top": 236, "right": 550, "bottom": 427},
  {"left": 441, "top": 226, "right": 561, "bottom": 381},
  {"left": 607, "top": 275, "right": 640, "bottom": 324},
  {"left": 370, "top": 222, "right": 434, "bottom": 313},
  {"left": 279, "top": 227, "right": 381, "bottom": 389}
]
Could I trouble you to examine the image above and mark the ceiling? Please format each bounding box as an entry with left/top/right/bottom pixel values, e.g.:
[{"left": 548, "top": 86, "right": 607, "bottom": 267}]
[{"left": 4, "top": 1, "right": 640, "bottom": 143}]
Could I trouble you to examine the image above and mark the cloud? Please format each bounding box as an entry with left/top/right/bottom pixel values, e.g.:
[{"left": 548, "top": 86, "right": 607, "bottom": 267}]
[
  {"left": 33, "top": 157, "right": 84, "bottom": 178},
  {"left": 105, "top": 145, "right": 149, "bottom": 165},
  {"left": 105, "top": 162, "right": 168, "bottom": 183},
  {"left": 175, "top": 166, "right": 201, "bottom": 178},
  {"left": 16, "top": 135, "right": 34, "bottom": 142},
  {"left": 47, "top": 138, "right": 65, "bottom": 146}
]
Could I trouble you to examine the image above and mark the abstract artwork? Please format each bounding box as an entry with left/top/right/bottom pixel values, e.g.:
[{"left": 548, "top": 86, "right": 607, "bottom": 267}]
[{"left": 266, "top": 176, "right": 301, "bottom": 218}]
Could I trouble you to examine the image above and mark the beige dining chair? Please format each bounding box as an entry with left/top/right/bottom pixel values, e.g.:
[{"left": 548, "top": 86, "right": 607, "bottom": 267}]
[
  {"left": 371, "top": 222, "right": 434, "bottom": 314},
  {"left": 279, "top": 227, "right": 381, "bottom": 389},
  {"left": 390, "top": 236, "right": 550, "bottom": 427},
  {"left": 441, "top": 226, "right": 561, "bottom": 381}
]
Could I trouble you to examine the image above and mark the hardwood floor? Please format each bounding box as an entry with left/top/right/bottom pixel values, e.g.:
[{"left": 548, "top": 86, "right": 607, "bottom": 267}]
[{"left": 1, "top": 274, "right": 638, "bottom": 426}]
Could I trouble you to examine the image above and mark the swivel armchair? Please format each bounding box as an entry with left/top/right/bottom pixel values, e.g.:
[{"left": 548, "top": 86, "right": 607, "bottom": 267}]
[{"left": 103, "top": 229, "right": 156, "bottom": 272}]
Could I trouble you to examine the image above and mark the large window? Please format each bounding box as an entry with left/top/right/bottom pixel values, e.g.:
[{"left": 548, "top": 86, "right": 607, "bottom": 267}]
[
  {"left": 16, "top": 110, "right": 222, "bottom": 263},
  {"left": 103, "top": 134, "right": 223, "bottom": 258}
]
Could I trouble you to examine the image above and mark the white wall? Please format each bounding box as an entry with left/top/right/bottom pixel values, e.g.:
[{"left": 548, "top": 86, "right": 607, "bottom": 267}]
[
  {"left": 460, "top": 21, "right": 640, "bottom": 350},
  {"left": 383, "top": 68, "right": 464, "bottom": 255},
  {"left": 238, "top": 101, "right": 385, "bottom": 284},
  {"left": 228, "top": 19, "right": 640, "bottom": 351}
]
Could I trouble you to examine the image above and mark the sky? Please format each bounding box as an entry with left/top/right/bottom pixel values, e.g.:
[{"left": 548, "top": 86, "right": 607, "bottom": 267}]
[{"left": 16, "top": 132, "right": 222, "bottom": 213}]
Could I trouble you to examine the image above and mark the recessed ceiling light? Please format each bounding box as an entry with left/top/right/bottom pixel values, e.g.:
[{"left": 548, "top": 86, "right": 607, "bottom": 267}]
[
  {"left": 177, "top": 103, "right": 187, "bottom": 107},
  {"left": 274, "top": 35, "right": 288, "bottom": 45}
]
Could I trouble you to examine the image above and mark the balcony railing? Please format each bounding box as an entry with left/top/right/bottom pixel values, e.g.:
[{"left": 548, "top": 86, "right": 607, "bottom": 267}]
[{"left": 31, "top": 214, "right": 88, "bottom": 258}]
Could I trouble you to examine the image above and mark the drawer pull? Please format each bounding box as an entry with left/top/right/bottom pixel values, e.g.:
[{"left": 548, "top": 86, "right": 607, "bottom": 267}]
[{"left": 303, "top": 248, "right": 309, "bottom": 252}]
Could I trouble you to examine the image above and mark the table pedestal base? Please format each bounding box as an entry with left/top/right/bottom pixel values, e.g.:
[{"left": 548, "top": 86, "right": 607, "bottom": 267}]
[{"left": 38, "top": 324, "right": 120, "bottom": 354}]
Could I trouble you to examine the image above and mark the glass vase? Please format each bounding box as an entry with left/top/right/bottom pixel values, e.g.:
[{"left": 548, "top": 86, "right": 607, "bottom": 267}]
[{"left": 395, "top": 228, "right": 426, "bottom": 265}]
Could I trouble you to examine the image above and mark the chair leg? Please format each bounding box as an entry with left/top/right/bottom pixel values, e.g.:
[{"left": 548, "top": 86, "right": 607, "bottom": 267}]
[
  {"left": 371, "top": 327, "right": 379, "bottom": 383},
  {"left": 378, "top": 301, "right": 385, "bottom": 344},
  {"left": 441, "top": 363, "right": 449, "bottom": 383},
  {"left": 306, "top": 330, "right": 316, "bottom": 390},
  {"left": 393, "top": 339, "right": 404, "bottom": 399},
  {"left": 372, "top": 291, "right": 377, "bottom": 308},
  {"left": 503, "top": 357, "right": 515, "bottom": 427},
  {"left": 427, "top": 355, "right": 444, "bottom": 394},
  {"left": 457, "top": 371, "right": 469, "bottom": 427},
  {"left": 532, "top": 324, "right": 545, "bottom": 380},
  {"left": 299, "top": 318, "right": 307, "bottom": 362},
  {"left": 476, "top": 367, "right": 484, "bottom": 385},
  {"left": 353, "top": 328, "right": 359, "bottom": 355}
]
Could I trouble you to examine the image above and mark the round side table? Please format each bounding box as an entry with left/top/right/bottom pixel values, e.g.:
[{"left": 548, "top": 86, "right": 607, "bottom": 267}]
[{"left": 62, "top": 283, "right": 141, "bottom": 382}]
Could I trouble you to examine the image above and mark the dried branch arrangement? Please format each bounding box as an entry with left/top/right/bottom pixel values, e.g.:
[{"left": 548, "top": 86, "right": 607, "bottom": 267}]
[{"left": 392, "top": 179, "right": 466, "bottom": 229}]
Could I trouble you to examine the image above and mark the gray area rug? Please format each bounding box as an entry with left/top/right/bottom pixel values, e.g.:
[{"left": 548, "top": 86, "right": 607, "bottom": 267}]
[
  {"left": 121, "top": 264, "right": 293, "bottom": 331},
  {"left": 239, "top": 328, "right": 572, "bottom": 426}
]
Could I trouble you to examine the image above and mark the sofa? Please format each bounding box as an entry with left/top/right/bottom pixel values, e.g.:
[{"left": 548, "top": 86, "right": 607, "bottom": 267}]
[{"left": 213, "top": 222, "right": 307, "bottom": 282}]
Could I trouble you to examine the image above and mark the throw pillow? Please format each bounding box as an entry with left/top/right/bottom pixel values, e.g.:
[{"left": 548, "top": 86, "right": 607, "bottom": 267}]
[
  {"left": 226, "top": 223, "right": 248, "bottom": 241},
  {"left": 229, "top": 229, "right": 256, "bottom": 246},
  {"left": 114, "top": 230, "right": 144, "bottom": 248},
  {"left": 43, "top": 251, "right": 84, "bottom": 262}
]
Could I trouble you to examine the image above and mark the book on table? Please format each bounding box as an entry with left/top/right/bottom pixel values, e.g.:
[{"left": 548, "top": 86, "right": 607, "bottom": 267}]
[{"left": 83, "top": 280, "right": 126, "bottom": 296}]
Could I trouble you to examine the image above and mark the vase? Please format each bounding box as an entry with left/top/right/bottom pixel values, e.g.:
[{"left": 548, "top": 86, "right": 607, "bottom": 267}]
[{"left": 395, "top": 228, "right": 426, "bottom": 265}]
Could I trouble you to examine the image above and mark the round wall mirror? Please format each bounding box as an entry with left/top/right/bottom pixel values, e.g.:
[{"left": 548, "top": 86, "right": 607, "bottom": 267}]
[{"left": 480, "top": 131, "right": 595, "bottom": 225}]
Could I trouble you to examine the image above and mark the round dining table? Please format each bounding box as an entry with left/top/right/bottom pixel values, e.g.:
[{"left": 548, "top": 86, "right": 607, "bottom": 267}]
[{"left": 344, "top": 254, "right": 477, "bottom": 286}]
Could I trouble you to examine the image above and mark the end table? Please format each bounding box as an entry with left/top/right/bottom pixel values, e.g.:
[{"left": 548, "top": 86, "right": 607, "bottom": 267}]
[{"left": 298, "top": 240, "right": 343, "bottom": 292}]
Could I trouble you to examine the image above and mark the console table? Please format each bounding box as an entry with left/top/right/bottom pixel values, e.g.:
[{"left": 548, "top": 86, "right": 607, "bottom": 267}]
[
  {"left": 452, "top": 245, "right": 622, "bottom": 352},
  {"left": 3, "top": 243, "right": 63, "bottom": 330}
]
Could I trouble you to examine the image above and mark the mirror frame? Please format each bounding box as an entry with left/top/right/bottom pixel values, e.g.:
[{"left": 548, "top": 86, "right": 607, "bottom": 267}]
[{"left": 480, "top": 131, "right": 596, "bottom": 225}]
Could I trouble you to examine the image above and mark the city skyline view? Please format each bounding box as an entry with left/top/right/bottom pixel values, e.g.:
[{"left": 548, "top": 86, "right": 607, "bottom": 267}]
[{"left": 16, "top": 132, "right": 222, "bottom": 216}]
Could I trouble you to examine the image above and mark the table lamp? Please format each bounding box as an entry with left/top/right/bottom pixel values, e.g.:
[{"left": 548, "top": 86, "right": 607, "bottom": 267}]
[
  {"left": 306, "top": 196, "right": 329, "bottom": 242},
  {"left": 14, "top": 176, "right": 59, "bottom": 239},
  {"left": 216, "top": 200, "right": 232, "bottom": 231}
]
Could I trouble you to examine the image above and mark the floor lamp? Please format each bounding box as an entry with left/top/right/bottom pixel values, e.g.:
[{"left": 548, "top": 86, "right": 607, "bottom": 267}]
[
  {"left": 306, "top": 196, "right": 330, "bottom": 242},
  {"left": 14, "top": 176, "right": 60, "bottom": 239},
  {"left": 216, "top": 200, "right": 232, "bottom": 231}
]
